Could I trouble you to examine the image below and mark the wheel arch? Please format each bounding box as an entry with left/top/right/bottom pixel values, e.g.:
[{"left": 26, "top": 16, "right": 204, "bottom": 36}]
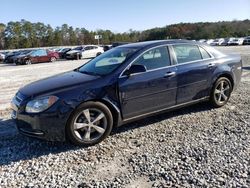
[
  {"left": 94, "top": 98, "right": 121, "bottom": 128},
  {"left": 66, "top": 98, "right": 121, "bottom": 133},
  {"left": 212, "top": 72, "right": 234, "bottom": 90}
]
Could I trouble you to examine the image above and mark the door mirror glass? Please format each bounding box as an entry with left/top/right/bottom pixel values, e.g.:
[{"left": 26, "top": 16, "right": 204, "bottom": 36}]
[{"left": 124, "top": 64, "right": 147, "bottom": 76}]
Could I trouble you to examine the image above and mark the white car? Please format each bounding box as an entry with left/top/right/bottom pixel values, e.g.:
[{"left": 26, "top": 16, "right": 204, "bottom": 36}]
[
  {"left": 81, "top": 45, "right": 104, "bottom": 58},
  {"left": 210, "top": 38, "right": 225, "bottom": 46},
  {"left": 198, "top": 39, "right": 206, "bottom": 43},
  {"left": 228, "top": 38, "right": 244, "bottom": 45},
  {"left": 0, "top": 53, "right": 5, "bottom": 61},
  {"left": 205, "top": 39, "right": 214, "bottom": 45},
  {"left": 66, "top": 45, "right": 104, "bottom": 60},
  {"left": 221, "top": 38, "right": 235, "bottom": 46}
]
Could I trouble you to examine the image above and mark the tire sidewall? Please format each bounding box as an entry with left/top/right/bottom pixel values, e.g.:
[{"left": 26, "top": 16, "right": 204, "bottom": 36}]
[
  {"left": 25, "top": 59, "right": 31, "bottom": 65},
  {"left": 50, "top": 57, "right": 56, "bottom": 62},
  {"left": 66, "top": 102, "right": 113, "bottom": 146},
  {"left": 210, "top": 77, "right": 232, "bottom": 107}
]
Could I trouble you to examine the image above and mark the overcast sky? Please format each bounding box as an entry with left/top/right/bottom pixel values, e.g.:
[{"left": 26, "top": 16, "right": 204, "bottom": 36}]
[{"left": 1, "top": 0, "right": 250, "bottom": 32}]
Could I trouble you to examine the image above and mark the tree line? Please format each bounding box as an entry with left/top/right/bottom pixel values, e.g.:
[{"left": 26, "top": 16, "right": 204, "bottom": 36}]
[{"left": 0, "top": 19, "right": 250, "bottom": 50}]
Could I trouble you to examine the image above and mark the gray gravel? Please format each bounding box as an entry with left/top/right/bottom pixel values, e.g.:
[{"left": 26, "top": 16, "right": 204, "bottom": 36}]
[{"left": 0, "top": 46, "right": 250, "bottom": 187}]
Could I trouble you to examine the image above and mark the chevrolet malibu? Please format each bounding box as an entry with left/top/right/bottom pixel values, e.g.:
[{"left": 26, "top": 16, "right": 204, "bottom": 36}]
[{"left": 11, "top": 40, "right": 242, "bottom": 146}]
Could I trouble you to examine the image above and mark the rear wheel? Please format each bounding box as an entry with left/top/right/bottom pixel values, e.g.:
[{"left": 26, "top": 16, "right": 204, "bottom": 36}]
[
  {"left": 50, "top": 56, "right": 56, "bottom": 62},
  {"left": 66, "top": 102, "right": 113, "bottom": 146},
  {"left": 210, "top": 77, "right": 232, "bottom": 107}
]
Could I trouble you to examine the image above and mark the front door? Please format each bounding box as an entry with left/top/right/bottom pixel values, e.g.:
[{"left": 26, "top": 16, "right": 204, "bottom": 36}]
[{"left": 118, "top": 46, "right": 177, "bottom": 120}]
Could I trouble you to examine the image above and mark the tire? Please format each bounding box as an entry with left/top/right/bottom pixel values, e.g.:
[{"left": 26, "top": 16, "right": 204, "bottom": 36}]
[
  {"left": 76, "top": 53, "right": 81, "bottom": 60},
  {"left": 50, "top": 57, "right": 56, "bottom": 62},
  {"left": 96, "top": 52, "right": 102, "bottom": 57},
  {"left": 25, "top": 59, "right": 32, "bottom": 65},
  {"left": 66, "top": 101, "right": 113, "bottom": 146},
  {"left": 210, "top": 77, "right": 232, "bottom": 108}
]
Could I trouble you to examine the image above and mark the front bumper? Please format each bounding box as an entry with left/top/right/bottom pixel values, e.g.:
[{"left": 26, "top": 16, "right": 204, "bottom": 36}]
[
  {"left": 66, "top": 53, "right": 77, "bottom": 60},
  {"left": 11, "top": 94, "right": 73, "bottom": 142}
]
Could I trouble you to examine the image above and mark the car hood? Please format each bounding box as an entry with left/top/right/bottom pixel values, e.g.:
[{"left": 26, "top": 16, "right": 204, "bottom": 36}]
[
  {"left": 20, "top": 71, "right": 100, "bottom": 97},
  {"left": 67, "top": 50, "right": 81, "bottom": 54}
]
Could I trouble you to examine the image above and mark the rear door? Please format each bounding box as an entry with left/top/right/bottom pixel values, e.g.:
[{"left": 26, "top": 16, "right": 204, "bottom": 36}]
[
  {"left": 118, "top": 46, "right": 177, "bottom": 120},
  {"left": 90, "top": 46, "right": 98, "bottom": 57},
  {"left": 171, "top": 44, "right": 215, "bottom": 104}
]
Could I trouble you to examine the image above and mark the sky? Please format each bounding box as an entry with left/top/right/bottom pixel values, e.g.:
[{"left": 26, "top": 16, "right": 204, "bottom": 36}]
[{"left": 0, "top": 0, "right": 250, "bottom": 33}]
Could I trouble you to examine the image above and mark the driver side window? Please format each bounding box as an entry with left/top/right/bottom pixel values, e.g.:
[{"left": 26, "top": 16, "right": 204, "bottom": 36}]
[{"left": 133, "top": 46, "right": 171, "bottom": 70}]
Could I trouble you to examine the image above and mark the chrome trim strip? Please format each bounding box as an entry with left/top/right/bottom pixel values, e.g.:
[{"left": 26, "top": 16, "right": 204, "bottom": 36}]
[
  {"left": 19, "top": 128, "right": 44, "bottom": 136},
  {"left": 123, "top": 96, "right": 209, "bottom": 122}
]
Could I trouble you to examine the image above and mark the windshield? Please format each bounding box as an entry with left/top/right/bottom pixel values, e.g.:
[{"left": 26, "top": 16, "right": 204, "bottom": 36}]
[
  {"left": 78, "top": 47, "right": 138, "bottom": 76},
  {"left": 20, "top": 50, "right": 31, "bottom": 55},
  {"left": 73, "top": 46, "right": 83, "bottom": 51}
]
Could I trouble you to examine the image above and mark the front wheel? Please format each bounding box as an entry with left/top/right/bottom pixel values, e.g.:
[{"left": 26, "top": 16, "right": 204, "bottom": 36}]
[
  {"left": 66, "top": 102, "right": 113, "bottom": 146},
  {"left": 25, "top": 59, "right": 32, "bottom": 65},
  {"left": 210, "top": 77, "right": 232, "bottom": 108},
  {"left": 96, "top": 52, "right": 102, "bottom": 57}
]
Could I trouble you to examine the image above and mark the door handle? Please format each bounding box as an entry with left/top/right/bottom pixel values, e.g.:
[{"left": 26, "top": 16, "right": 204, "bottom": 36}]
[
  {"left": 164, "top": 71, "right": 176, "bottom": 78},
  {"left": 208, "top": 63, "right": 215, "bottom": 68}
]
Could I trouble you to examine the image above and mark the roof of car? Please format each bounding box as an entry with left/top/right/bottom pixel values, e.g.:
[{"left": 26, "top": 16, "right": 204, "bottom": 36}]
[{"left": 119, "top": 39, "right": 201, "bottom": 49}]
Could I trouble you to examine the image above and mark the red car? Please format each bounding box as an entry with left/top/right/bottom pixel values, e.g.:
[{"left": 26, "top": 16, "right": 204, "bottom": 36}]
[{"left": 15, "top": 49, "right": 59, "bottom": 65}]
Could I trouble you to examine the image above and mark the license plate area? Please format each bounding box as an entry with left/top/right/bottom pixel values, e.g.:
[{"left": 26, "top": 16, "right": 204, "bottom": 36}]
[{"left": 11, "top": 110, "right": 17, "bottom": 119}]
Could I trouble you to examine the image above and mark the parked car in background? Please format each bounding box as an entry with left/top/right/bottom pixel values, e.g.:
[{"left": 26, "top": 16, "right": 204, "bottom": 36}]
[
  {"left": 66, "top": 46, "right": 84, "bottom": 60},
  {"left": 58, "top": 48, "right": 72, "bottom": 59},
  {"left": 112, "top": 42, "right": 130, "bottom": 48},
  {"left": 198, "top": 39, "right": 206, "bottom": 43},
  {"left": 66, "top": 45, "right": 103, "bottom": 60},
  {"left": 205, "top": 39, "right": 214, "bottom": 45},
  {"left": 243, "top": 36, "right": 250, "bottom": 45},
  {"left": 4, "top": 51, "right": 24, "bottom": 64},
  {"left": 210, "top": 38, "right": 225, "bottom": 46},
  {"left": 228, "top": 38, "right": 244, "bottom": 45},
  {"left": 11, "top": 40, "right": 242, "bottom": 146},
  {"left": 0, "top": 52, "right": 5, "bottom": 62},
  {"left": 103, "top": 45, "right": 112, "bottom": 52},
  {"left": 6, "top": 50, "right": 32, "bottom": 64},
  {"left": 221, "top": 38, "right": 235, "bottom": 46},
  {"left": 15, "top": 49, "right": 59, "bottom": 65}
]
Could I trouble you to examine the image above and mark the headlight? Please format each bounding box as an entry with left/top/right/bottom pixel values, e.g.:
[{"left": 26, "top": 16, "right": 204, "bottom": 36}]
[{"left": 25, "top": 96, "right": 58, "bottom": 113}]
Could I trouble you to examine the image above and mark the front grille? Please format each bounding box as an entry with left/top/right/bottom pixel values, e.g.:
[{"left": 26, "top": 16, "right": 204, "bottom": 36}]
[{"left": 12, "top": 92, "right": 27, "bottom": 109}]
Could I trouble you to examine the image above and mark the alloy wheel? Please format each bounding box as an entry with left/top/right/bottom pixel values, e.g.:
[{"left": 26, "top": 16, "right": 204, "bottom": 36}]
[
  {"left": 73, "top": 108, "right": 107, "bottom": 142},
  {"left": 51, "top": 57, "right": 56, "bottom": 62},
  {"left": 214, "top": 80, "right": 231, "bottom": 104},
  {"left": 26, "top": 60, "right": 31, "bottom": 65}
]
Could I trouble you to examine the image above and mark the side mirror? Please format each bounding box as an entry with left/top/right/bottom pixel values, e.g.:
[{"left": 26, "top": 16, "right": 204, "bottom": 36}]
[{"left": 123, "top": 64, "right": 147, "bottom": 76}]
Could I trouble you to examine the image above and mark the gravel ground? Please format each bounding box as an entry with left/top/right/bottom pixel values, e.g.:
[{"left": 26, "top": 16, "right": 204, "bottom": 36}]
[{"left": 0, "top": 46, "right": 249, "bottom": 187}]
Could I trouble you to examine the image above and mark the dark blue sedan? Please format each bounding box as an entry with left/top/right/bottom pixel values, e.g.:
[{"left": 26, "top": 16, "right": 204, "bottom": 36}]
[{"left": 11, "top": 40, "right": 242, "bottom": 146}]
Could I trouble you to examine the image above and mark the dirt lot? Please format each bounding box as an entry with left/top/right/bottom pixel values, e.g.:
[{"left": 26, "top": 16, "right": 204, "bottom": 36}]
[
  {"left": 0, "top": 59, "right": 88, "bottom": 111},
  {"left": 0, "top": 46, "right": 249, "bottom": 187}
]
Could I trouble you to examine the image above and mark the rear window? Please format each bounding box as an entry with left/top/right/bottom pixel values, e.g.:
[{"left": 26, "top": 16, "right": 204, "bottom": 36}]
[
  {"left": 199, "top": 47, "right": 211, "bottom": 59},
  {"left": 173, "top": 44, "right": 202, "bottom": 64}
]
